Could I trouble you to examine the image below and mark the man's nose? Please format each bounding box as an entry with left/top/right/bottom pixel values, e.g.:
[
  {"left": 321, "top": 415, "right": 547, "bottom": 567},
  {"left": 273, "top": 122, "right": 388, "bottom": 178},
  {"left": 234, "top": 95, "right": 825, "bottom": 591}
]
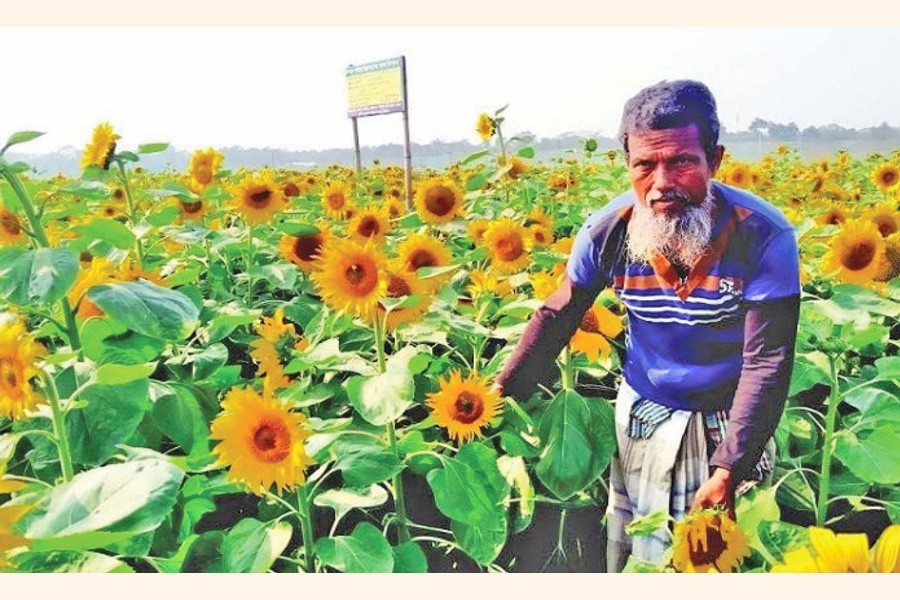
[{"left": 651, "top": 163, "right": 677, "bottom": 191}]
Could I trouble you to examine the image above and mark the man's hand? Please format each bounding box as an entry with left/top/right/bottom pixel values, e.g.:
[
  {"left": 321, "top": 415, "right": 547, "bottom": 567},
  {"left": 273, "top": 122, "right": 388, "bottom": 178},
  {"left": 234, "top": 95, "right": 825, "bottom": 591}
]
[{"left": 690, "top": 467, "right": 736, "bottom": 520}]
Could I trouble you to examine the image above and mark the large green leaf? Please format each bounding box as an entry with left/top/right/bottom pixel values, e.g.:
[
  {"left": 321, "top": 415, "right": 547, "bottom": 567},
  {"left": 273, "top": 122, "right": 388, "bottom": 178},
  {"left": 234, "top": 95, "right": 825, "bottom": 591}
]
[
  {"left": 2, "top": 130, "right": 44, "bottom": 153},
  {"left": 334, "top": 449, "right": 404, "bottom": 488},
  {"left": 313, "top": 485, "right": 389, "bottom": 530},
  {"left": 87, "top": 280, "right": 200, "bottom": 341},
  {"left": 221, "top": 518, "right": 293, "bottom": 573},
  {"left": 12, "top": 550, "right": 134, "bottom": 573},
  {"left": 834, "top": 427, "right": 900, "bottom": 484},
  {"left": 81, "top": 317, "right": 166, "bottom": 365},
  {"left": 497, "top": 455, "right": 534, "bottom": 534},
  {"left": 392, "top": 541, "right": 428, "bottom": 573},
  {"left": 535, "top": 390, "right": 615, "bottom": 500},
  {"left": 788, "top": 353, "right": 831, "bottom": 397},
  {"left": 151, "top": 383, "right": 211, "bottom": 457},
  {"left": 757, "top": 520, "right": 810, "bottom": 564},
  {"left": 315, "top": 521, "right": 394, "bottom": 573},
  {"left": 66, "top": 379, "right": 152, "bottom": 466},
  {"left": 346, "top": 346, "right": 417, "bottom": 426},
  {"left": 0, "top": 247, "right": 78, "bottom": 306},
  {"left": 736, "top": 486, "right": 780, "bottom": 558},
  {"left": 18, "top": 458, "right": 184, "bottom": 551},
  {"left": 71, "top": 218, "right": 136, "bottom": 250}
]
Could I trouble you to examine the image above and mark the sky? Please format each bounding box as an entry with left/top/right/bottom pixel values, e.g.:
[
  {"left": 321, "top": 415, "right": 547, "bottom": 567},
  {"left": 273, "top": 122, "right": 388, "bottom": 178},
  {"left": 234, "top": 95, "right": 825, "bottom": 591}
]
[{"left": 2, "top": 27, "right": 899, "bottom": 154}]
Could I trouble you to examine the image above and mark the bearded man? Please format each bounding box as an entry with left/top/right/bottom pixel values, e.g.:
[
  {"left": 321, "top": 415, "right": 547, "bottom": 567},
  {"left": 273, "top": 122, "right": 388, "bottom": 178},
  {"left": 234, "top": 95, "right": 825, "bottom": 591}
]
[{"left": 495, "top": 80, "right": 800, "bottom": 571}]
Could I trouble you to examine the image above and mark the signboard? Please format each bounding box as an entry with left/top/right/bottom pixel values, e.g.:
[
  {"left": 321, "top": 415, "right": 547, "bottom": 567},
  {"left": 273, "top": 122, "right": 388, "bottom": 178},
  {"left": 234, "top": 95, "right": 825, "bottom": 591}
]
[{"left": 346, "top": 57, "right": 406, "bottom": 118}]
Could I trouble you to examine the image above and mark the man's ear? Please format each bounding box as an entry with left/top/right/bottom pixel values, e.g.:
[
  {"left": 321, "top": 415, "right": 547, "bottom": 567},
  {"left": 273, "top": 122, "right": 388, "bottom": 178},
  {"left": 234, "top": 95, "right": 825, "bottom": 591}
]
[{"left": 709, "top": 145, "right": 725, "bottom": 175}]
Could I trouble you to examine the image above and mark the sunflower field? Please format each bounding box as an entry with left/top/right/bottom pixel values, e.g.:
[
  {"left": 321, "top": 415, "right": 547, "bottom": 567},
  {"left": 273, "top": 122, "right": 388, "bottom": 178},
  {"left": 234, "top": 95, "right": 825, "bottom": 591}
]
[{"left": 0, "top": 108, "right": 898, "bottom": 574}]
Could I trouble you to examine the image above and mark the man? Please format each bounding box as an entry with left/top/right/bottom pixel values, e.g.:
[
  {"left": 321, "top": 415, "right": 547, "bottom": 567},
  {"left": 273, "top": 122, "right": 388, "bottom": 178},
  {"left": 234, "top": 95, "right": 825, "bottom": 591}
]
[{"left": 495, "top": 80, "right": 800, "bottom": 571}]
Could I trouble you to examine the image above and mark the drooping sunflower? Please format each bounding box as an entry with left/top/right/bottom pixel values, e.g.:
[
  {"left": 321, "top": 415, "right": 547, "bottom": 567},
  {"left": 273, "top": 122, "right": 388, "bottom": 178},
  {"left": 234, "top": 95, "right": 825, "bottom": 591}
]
[
  {"left": 426, "top": 371, "right": 504, "bottom": 444},
  {"left": 68, "top": 258, "right": 118, "bottom": 319},
  {"left": 467, "top": 269, "right": 512, "bottom": 299},
  {"left": 80, "top": 122, "right": 120, "bottom": 170},
  {"left": 209, "top": 386, "right": 315, "bottom": 495},
  {"left": 0, "top": 209, "right": 26, "bottom": 246},
  {"left": 278, "top": 224, "right": 332, "bottom": 273},
  {"left": 569, "top": 303, "right": 623, "bottom": 362},
  {"left": 0, "top": 319, "right": 46, "bottom": 421},
  {"left": 230, "top": 171, "right": 286, "bottom": 224},
  {"left": 483, "top": 218, "right": 532, "bottom": 274},
  {"left": 476, "top": 113, "right": 495, "bottom": 142},
  {"left": 395, "top": 233, "right": 453, "bottom": 292},
  {"left": 188, "top": 148, "right": 224, "bottom": 188},
  {"left": 311, "top": 239, "right": 388, "bottom": 321},
  {"left": 0, "top": 503, "right": 33, "bottom": 569},
  {"left": 414, "top": 178, "right": 465, "bottom": 224},
  {"left": 771, "top": 526, "right": 870, "bottom": 573},
  {"left": 864, "top": 203, "right": 900, "bottom": 238},
  {"left": 672, "top": 509, "right": 751, "bottom": 573},
  {"left": 821, "top": 218, "right": 887, "bottom": 285},
  {"left": 249, "top": 308, "right": 309, "bottom": 395},
  {"left": 871, "top": 163, "right": 900, "bottom": 192},
  {"left": 320, "top": 180, "right": 355, "bottom": 220},
  {"left": 377, "top": 264, "right": 431, "bottom": 331},
  {"left": 505, "top": 156, "right": 529, "bottom": 180},
  {"left": 349, "top": 207, "right": 391, "bottom": 245}
]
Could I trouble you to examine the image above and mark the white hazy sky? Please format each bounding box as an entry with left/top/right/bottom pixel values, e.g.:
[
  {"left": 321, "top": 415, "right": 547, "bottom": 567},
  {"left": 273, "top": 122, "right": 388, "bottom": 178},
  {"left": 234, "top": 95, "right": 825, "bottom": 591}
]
[{"left": 2, "top": 27, "right": 899, "bottom": 154}]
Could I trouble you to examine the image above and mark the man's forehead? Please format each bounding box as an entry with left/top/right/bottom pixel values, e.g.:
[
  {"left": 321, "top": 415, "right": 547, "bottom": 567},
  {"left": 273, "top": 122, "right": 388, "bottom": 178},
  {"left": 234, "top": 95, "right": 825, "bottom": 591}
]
[{"left": 628, "top": 124, "right": 703, "bottom": 150}]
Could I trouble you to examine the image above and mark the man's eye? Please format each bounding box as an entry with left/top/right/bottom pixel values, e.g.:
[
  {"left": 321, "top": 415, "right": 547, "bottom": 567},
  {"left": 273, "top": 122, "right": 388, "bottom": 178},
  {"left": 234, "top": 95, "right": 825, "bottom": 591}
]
[{"left": 671, "top": 156, "right": 694, "bottom": 167}]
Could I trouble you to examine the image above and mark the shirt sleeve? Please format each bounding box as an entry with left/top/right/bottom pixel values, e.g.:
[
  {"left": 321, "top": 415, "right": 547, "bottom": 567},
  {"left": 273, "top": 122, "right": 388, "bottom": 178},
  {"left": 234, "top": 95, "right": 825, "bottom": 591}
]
[
  {"left": 742, "top": 228, "right": 801, "bottom": 302},
  {"left": 566, "top": 212, "right": 610, "bottom": 291}
]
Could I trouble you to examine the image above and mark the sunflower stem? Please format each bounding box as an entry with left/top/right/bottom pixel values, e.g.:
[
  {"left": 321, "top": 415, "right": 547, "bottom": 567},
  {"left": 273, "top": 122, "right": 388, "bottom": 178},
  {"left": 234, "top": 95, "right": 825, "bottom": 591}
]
[
  {"left": 114, "top": 158, "right": 145, "bottom": 271},
  {"left": 816, "top": 354, "right": 842, "bottom": 526},
  {"left": 561, "top": 345, "right": 574, "bottom": 390},
  {"left": 243, "top": 226, "right": 255, "bottom": 305},
  {"left": 296, "top": 484, "right": 317, "bottom": 573},
  {"left": 39, "top": 370, "right": 74, "bottom": 482}
]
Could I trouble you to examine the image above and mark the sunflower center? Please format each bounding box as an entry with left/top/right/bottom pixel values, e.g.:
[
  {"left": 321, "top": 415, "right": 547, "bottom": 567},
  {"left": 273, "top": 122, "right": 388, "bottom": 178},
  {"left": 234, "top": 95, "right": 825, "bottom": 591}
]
[
  {"left": 452, "top": 391, "right": 485, "bottom": 424},
  {"left": 283, "top": 182, "right": 301, "bottom": 197},
  {"left": 194, "top": 166, "right": 213, "bottom": 185},
  {"left": 824, "top": 210, "right": 845, "bottom": 225},
  {"left": 875, "top": 216, "right": 898, "bottom": 238},
  {"left": 181, "top": 199, "right": 204, "bottom": 214},
  {"left": 0, "top": 213, "right": 22, "bottom": 235},
  {"left": 113, "top": 188, "right": 125, "bottom": 201},
  {"left": 343, "top": 261, "right": 377, "bottom": 294},
  {"left": 408, "top": 250, "right": 437, "bottom": 271},
  {"left": 357, "top": 216, "right": 380, "bottom": 238},
  {"left": 251, "top": 420, "right": 291, "bottom": 463},
  {"left": 248, "top": 188, "right": 273, "bottom": 208},
  {"left": 387, "top": 274, "right": 412, "bottom": 297},
  {"left": 0, "top": 358, "right": 22, "bottom": 397},
  {"left": 688, "top": 520, "right": 728, "bottom": 567},
  {"left": 326, "top": 193, "right": 346, "bottom": 210},
  {"left": 842, "top": 241, "right": 877, "bottom": 271},
  {"left": 881, "top": 170, "right": 898, "bottom": 186},
  {"left": 495, "top": 235, "right": 525, "bottom": 261},
  {"left": 580, "top": 310, "right": 600, "bottom": 334},
  {"left": 424, "top": 186, "right": 455, "bottom": 216},
  {"left": 293, "top": 234, "right": 323, "bottom": 262}
]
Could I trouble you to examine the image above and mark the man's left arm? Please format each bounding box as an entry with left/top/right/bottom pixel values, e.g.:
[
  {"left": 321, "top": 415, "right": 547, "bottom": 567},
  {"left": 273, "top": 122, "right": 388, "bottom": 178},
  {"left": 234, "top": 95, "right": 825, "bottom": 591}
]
[{"left": 693, "top": 228, "right": 801, "bottom": 515}]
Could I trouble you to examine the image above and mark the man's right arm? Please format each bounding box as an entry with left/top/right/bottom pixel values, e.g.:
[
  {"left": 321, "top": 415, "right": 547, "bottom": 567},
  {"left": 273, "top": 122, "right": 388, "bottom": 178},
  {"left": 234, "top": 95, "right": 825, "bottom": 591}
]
[{"left": 494, "top": 274, "right": 601, "bottom": 401}]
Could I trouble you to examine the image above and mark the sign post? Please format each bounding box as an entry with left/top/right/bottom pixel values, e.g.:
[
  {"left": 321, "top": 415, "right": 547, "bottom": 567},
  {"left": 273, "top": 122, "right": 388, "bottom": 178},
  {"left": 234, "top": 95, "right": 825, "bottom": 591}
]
[{"left": 346, "top": 56, "right": 412, "bottom": 208}]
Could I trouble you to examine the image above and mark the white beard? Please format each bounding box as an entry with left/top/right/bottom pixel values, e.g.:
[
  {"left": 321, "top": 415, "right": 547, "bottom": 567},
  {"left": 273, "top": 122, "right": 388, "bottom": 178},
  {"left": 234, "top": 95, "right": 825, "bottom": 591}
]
[{"left": 626, "top": 188, "right": 716, "bottom": 268}]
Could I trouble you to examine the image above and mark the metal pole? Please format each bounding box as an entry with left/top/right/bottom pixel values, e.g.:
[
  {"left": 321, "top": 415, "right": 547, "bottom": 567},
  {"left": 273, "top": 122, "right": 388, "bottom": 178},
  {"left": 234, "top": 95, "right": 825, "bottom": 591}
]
[
  {"left": 401, "top": 57, "right": 413, "bottom": 209},
  {"left": 352, "top": 116, "right": 362, "bottom": 178}
]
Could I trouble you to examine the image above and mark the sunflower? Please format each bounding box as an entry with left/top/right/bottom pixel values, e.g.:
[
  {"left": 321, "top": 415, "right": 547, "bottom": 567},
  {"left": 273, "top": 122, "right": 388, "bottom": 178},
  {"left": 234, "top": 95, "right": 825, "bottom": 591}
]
[
  {"left": 529, "top": 224, "right": 553, "bottom": 247},
  {"left": 188, "top": 148, "right": 224, "bottom": 188},
  {"left": 230, "top": 171, "right": 286, "bottom": 224},
  {"left": 80, "top": 122, "right": 119, "bottom": 170},
  {"left": 209, "top": 386, "right": 315, "bottom": 495},
  {"left": 864, "top": 204, "right": 900, "bottom": 238},
  {"left": 872, "top": 524, "right": 900, "bottom": 573},
  {"left": 816, "top": 201, "right": 849, "bottom": 226},
  {"left": 466, "top": 219, "right": 490, "bottom": 245},
  {"left": 525, "top": 207, "right": 554, "bottom": 231},
  {"left": 426, "top": 371, "right": 503, "bottom": 444},
  {"left": 0, "top": 209, "right": 26, "bottom": 246},
  {"left": 173, "top": 196, "right": 209, "bottom": 221},
  {"left": 569, "top": 303, "right": 623, "bottom": 362},
  {"left": 68, "top": 258, "right": 118, "bottom": 319},
  {"left": 320, "top": 181, "right": 354, "bottom": 220},
  {"left": 311, "top": 239, "right": 387, "bottom": 321},
  {"left": 281, "top": 180, "right": 303, "bottom": 198},
  {"left": 0, "top": 503, "right": 33, "bottom": 570},
  {"left": 349, "top": 207, "right": 391, "bottom": 245},
  {"left": 771, "top": 526, "right": 870, "bottom": 573},
  {"left": 476, "top": 113, "right": 495, "bottom": 142},
  {"left": 414, "top": 177, "right": 465, "bottom": 224},
  {"left": 395, "top": 233, "right": 453, "bottom": 291},
  {"left": 377, "top": 264, "right": 430, "bottom": 331},
  {"left": 548, "top": 171, "right": 577, "bottom": 191},
  {"left": 483, "top": 218, "right": 532, "bottom": 274},
  {"left": 385, "top": 196, "right": 406, "bottom": 219},
  {"left": 821, "top": 218, "right": 887, "bottom": 285},
  {"left": 249, "top": 308, "right": 308, "bottom": 394},
  {"left": 530, "top": 264, "right": 566, "bottom": 301},
  {"left": 551, "top": 236, "right": 574, "bottom": 256},
  {"left": 724, "top": 164, "right": 751, "bottom": 188},
  {"left": 467, "top": 269, "right": 512, "bottom": 299},
  {"left": 875, "top": 231, "right": 900, "bottom": 282},
  {"left": 505, "top": 156, "right": 529, "bottom": 180},
  {"left": 871, "top": 164, "right": 900, "bottom": 192},
  {"left": 672, "top": 509, "right": 750, "bottom": 573},
  {"left": 278, "top": 225, "right": 332, "bottom": 273},
  {"left": 0, "top": 319, "right": 46, "bottom": 421},
  {"left": 249, "top": 341, "right": 293, "bottom": 396}
]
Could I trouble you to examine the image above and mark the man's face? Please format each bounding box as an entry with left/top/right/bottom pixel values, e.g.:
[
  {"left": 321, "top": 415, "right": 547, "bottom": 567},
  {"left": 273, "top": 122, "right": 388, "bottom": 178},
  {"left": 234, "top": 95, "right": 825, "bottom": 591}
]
[{"left": 626, "top": 123, "right": 723, "bottom": 217}]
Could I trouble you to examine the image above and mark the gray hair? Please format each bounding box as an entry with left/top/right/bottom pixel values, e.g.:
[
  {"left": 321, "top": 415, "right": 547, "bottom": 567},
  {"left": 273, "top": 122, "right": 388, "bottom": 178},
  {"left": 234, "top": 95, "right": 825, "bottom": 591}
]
[{"left": 618, "top": 80, "right": 721, "bottom": 163}]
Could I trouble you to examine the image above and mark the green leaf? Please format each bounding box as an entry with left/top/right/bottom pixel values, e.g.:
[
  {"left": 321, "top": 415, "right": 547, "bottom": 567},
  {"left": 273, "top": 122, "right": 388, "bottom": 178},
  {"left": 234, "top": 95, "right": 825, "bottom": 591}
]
[
  {"left": 625, "top": 510, "right": 670, "bottom": 538},
  {"left": 151, "top": 383, "right": 211, "bottom": 457},
  {"left": 66, "top": 379, "right": 152, "bottom": 466},
  {"left": 346, "top": 346, "right": 417, "bottom": 426},
  {"left": 452, "top": 519, "right": 506, "bottom": 565},
  {"left": 315, "top": 522, "right": 394, "bottom": 573},
  {"left": 875, "top": 356, "right": 900, "bottom": 380},
  {"left": 460, "top": 149, "right": 490, "bottom": 165},
  {"left": 736, "top": 486, "right": 780, "bottom": 557},
  {"left": 392, "top": 541, "right": 428, "bottom": 573},
  {"left": 0, "top": 247, "right": 78, "bottom": 306},
  {"left": 72, "top": 218, "right": 136, "bottom": 250},
  {"left": 81, "top": 317, "right": 165, "bottom": 365},
  {"left": 314, "top": 485, "right": 389, "bottom": 530},
  {"left": 334, "top": 449, "right": 404, "bottom": 488},
  {"left": 137, "top": 143, "right": 169, "bottom": 154},
  {"left": 60, "top": 180, "right": 110, "bottom": 200},
  {"left": 95, "top": 362, "right": 156, "bottom": 385},
  {"left": 2, "top": 130, "right": 44, "bottom": 153},
  {"left": 117, "top": 151, "right": 140, "bottom": 162},
  {"left": 497, "top": 455, "right": 534, "bottom": 534},
  {"left": 278, "top": 222, "right": 322, "bottom": 237},
  {"left": 535, "top": 390, "right": 615, "bottom": 500},
  {"left": 831, "top": 284, "right": 900, "bottom": 319},
  {"left": 834, "top": 427, "right": 900, "bottom": 484},
  {"left": 18, "top": 458, "right": 184, "bottom": 551},
  {"left": 465, "top": 173, "right": 486, "bottom": 191},
  {"left": 221, "top": 518, "right": 293, "bottom": 573},
  {"left": 757, "top": 520, "right": 810, "bottom": 564},
  {"left": 191, "top": 343, "right": 229, "bottom": 381},
  {"left": 788, "top": 353, "right": 830, "bottom": 397},
  {"left": 12, "top": 550, "right": 134, "bottom": 573},
  {"left": 516, "top": 146, "right": 535, "bottom": 159},
  {"left": 87, "top": 280, "right": 200, "bottom": 341}
]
